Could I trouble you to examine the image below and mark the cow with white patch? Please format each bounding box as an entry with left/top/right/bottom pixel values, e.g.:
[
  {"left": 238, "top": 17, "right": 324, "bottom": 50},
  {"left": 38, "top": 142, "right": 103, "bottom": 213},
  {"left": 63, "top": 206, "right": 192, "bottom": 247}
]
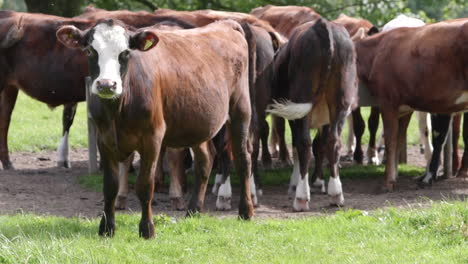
[
  {"left": 263, "top": 18, "right": 358, "bottom": 210},
  {"left": 57, "top": 19, "right": 253, "bottom": 238}
]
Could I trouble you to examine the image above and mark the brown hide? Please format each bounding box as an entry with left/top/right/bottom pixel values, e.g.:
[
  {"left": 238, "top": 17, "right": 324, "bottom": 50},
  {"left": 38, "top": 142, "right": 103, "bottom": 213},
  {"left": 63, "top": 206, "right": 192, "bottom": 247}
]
[
  {"left": 356, "top": 21, "right": 468, "bottom": 113},
  {"left": 332, "top": 14, "right": 375, "bottom": 36},
  {"left": 250, "top": 5, "right": 320, "bottom": 37}
]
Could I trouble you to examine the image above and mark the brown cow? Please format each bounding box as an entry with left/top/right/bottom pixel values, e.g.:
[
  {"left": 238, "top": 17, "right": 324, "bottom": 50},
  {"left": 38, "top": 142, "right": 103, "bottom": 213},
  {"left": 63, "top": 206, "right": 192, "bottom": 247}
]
[
  {"left": 354, "top": 20, "right": 468, "bottom": 190},
  {"left": 0, "top": 10, "right": 195, "bottom": 171},
  {"left": 79, "top": 7, "right": 287, "bottom": 209},
  {"left": 57, "top": 19, "right": 253, "bottom": 238},
  {"left": 264, "top": 18, "right": 358, "bottom": 210}
]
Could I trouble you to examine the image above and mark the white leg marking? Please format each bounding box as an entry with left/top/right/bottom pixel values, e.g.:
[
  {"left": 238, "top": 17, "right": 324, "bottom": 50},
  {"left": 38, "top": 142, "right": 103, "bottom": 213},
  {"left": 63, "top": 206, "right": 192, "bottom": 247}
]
[
  {"left": 266, "top": 100, "right": 312, "bottom": 120},
  {"left": 211, "top": 173, "right": 223, "bottom": 195},
  {"left": 328, "top": 177, "right": 345, "bottom": 206},
  {"left": 216, "top": 176, "right": 232, "bottom": 210},
  {"left": 57, "top": 131, "right": 70, "bottom": 168},
  {"left": 367, "top": 147, "right": 380, "bottom": 165},
  {"left": 288, "top": 149, "right": 300, "bottom": 196},
  {"left": 293, "top": 173, "right": 310, "bottom": 211},
  {"left": 312, "top": 178, "right": 326, "bottom": 193},
  {"left": 250, "top": 175, "right": 258, "bottom": 206},
  {"left": 422, "top": 171, "right": 433, "bottom": 184}
]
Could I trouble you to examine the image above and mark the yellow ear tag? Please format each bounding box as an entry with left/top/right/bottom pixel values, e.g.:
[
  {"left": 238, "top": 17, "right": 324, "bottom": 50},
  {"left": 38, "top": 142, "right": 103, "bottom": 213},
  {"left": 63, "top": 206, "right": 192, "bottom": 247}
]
[{"left": 143, "top": 38, "right": 153, "bottom": 51}]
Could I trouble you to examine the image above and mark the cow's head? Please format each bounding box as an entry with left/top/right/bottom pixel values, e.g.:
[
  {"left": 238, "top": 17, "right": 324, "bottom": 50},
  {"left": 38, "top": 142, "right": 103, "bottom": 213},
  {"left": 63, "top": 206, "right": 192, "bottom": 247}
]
[{"left": 56, "top": 19, "right": 158, "bottom": 99}]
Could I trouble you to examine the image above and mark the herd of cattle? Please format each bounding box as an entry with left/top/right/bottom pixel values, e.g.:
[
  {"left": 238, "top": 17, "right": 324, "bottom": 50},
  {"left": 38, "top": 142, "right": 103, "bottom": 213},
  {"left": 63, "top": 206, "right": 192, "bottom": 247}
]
[{"left": 0, "top": 5, "right": 467, "bottom": 238}]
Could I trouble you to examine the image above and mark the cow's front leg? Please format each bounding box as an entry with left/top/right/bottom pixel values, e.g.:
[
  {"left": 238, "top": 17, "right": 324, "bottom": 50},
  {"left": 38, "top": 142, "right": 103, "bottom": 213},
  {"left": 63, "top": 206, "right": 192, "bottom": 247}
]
[
  {"left": 167, "top": 148, "right": 186, "bottom": 211},
  {"left": 381, "top": 108, "right": 399, "bottom": 192},
  {"left": 98, "top": 143, "right": 119, "bottom": 237},
  {"left": 137, "top": 134, "right": 163, "bottom": 239}
]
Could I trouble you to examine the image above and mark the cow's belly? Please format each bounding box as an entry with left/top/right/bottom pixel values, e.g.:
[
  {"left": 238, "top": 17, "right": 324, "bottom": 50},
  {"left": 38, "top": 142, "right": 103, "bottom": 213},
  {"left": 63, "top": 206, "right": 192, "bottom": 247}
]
[{"left": 163, "top": 96, "right": 230, "bottom": 147}]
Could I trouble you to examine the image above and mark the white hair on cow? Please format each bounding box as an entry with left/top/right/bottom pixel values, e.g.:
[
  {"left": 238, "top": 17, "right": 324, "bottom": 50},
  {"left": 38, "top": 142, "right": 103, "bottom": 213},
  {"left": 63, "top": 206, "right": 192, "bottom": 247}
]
[
  {"left": 383, "top": 14, "right": 426, "bottom": 32},
  {"left": 91, "top": 23, "right": 129, "bottom": 98},
  {"left": 267, "top": 99, "right": 312, "bottom": 120}
]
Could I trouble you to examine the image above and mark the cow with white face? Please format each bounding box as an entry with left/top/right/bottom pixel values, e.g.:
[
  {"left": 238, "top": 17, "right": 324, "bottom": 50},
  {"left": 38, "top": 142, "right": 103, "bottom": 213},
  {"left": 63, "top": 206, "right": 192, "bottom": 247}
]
[{"left": 57, "top": 19, "right": 253, "bottom": 238}]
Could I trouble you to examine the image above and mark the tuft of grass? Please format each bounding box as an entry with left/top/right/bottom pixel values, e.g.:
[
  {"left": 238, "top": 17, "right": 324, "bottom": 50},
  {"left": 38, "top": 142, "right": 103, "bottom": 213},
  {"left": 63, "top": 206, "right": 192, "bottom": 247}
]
[{"left": 0, "top": 201, "right": 466, "bottom": 264}]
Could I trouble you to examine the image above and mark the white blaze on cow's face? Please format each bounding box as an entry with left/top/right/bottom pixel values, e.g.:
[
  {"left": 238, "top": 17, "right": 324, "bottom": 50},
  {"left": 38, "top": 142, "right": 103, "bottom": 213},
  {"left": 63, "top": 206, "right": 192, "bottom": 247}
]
[{"left": 90, "top": 23, "right": 129, "bottom": 99}]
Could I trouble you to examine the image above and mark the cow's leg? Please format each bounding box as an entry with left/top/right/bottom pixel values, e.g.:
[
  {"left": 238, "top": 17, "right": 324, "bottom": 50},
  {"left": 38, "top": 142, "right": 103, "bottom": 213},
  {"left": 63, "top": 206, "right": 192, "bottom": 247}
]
[
  {"left": 115, "top": 152, "right": 134, "bottom": 210},
  {"left": 345, "top": 115, "right": 355, "bottom": 158},
  {"left": 289, "top": 118, "right": 312, "bottom": 212},
  {"left": 251, "top": 123, "right": 263, "bottom": 196},
  {"left": 325, "top": 110, "right": 346, "bottom": 206},
  {"left": 288, "top": 147, "right": 300, "bottom": 196},
  {"left": 230, "top": 102, "right": 254, "bottom": 220},
  {"left": 452, "top": 113, "right": 461, "bottom": 173},
  {"left": 211, "top": 126, "right": 233, "bottom": 210},
  {"left": 167, "top": 148, "right": 186, "bottom": 211},
  {"left": 457, "top": 112, "right": 468, "bottom": 178},
  {"left": 56, "top": 103, "right": 77, "bottom": 168},
  {"left": 418, "top": 111, "right": 433, "bottom": 162},
  {"left": 352, "top": 108, "right": 365, "bottom": 164},
  {"left": 381, "top": 108, "right": 399, "bottom": 191},
  {"left": 186, "top": 141, "right": 215, "bottom": 216},
  {"left": 98, "top": 143, "right": 119, "bottom": 237},
  {"left": 136, "top": 134, "right": 163, "bottom": 239},
  {"left": 273, "top": 116, "right": 291, "bottom": 165},
  {"left": 260, "top": 118, "right": 272, "bottom": 168},
  {"left": 421, "top": 114, "right": 451, "bottom": 185},
  {"left": 0, "top": 86, "right": 18, "bottom": 170},
  {"left": 311, "top": 130, "right": 326, "bottom": 193},
  {"left": 154, "top": 146, "right": 166, "bottom": 193},
  {"left": 397, "top": 112, "right": 413, "bottom": 164},
  {"left": 367, "top": 106, "right": 380, "bottom": 165}
]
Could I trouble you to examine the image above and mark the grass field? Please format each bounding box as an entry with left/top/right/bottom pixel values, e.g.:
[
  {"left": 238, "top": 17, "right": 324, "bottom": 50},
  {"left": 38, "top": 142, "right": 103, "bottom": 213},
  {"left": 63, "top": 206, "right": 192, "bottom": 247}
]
[{"left": 0, "top": 202, "right": 466, "bottom": 264}]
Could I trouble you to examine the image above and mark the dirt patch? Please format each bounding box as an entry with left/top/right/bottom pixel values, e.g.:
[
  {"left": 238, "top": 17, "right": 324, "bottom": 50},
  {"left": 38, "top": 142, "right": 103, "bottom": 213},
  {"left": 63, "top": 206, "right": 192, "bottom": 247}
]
[{"left": 0, "top": 147, "right": 467, "bottom": 219}]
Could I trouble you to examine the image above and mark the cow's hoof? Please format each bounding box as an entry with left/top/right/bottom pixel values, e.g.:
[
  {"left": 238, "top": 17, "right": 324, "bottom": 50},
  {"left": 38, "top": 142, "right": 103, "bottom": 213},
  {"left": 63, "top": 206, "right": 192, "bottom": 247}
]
[
  {"left": 293, "top": 198, "right": 309, "bottom": 212},
  {"left": 382, "top": 182, "right": 395, "bottom": 193},
  {"left": 115, "top": 195, "right": 127, "bottom": 210},
  {"left": 368, "top": 156, "right": 380, "bottom": 165},
  {"left": 2, "top": 161, "right": 14, "bottom": 170},
  {"left": 57, "top": 160, "right": 71, "bottom": 168},
  {"left": 456, "top": 169, "right": 468, "bottom": 178},
  {"left": 238, "top": 202, "right": 254, "bottom": 220},
  {"left": 171, "top": 197, "right": 186, "bottom": 211},
  {"left": 139, "top": 220, "right": 155, "bottom": 239},
  {"left": 98, "top": 216, "right": 115, "bottom": 237},
  {"left": 216, "top": 196, "right": 232, "bottom": 211},
  {"left": 330, "top": 193, "right": 345, "bottom": 207}
]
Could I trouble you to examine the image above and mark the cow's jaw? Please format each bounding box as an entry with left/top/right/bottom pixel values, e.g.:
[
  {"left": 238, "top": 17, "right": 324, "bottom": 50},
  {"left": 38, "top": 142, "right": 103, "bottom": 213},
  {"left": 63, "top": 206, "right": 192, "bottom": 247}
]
[{"left": 91, "top": 23, "right": 128, "bottom": 99}]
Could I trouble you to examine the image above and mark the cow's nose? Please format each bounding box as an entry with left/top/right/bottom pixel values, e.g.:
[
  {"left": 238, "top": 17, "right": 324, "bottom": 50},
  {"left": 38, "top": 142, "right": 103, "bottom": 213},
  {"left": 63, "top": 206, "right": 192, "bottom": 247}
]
[{"left": 96, "top": 79, "right": 117, "bottom": 92}]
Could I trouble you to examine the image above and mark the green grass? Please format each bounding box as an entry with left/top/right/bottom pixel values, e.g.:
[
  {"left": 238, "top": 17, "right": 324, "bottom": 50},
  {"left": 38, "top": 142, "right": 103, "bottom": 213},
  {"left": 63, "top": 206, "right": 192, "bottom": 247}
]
[
  {"left": 8, "top": 92, "right": 88, "bottom": 152},
  {"left": 0, "top": 201, "right": 466, "bottom": 264}
]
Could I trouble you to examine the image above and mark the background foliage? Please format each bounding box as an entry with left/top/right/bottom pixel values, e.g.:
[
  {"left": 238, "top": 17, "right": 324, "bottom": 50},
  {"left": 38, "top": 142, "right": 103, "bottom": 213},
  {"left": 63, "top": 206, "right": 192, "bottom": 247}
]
[{"left": 1, "top": 0, "right": 467, "bottom": 25}]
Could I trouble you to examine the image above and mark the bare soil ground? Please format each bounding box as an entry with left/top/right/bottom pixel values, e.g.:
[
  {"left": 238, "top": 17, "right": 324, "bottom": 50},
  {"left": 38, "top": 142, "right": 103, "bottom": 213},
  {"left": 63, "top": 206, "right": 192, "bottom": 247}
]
[{"left": 0, "top": 147, "right": 467, "bottom": 219}]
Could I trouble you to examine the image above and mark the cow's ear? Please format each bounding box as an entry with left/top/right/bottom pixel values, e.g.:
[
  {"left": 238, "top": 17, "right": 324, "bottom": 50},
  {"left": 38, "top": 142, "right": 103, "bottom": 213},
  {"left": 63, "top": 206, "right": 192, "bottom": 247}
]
[
  {"left": 56, "top": 25, "right": 85, "bottom": 49},
  {"left": 129, "top": 31, "right": 159, "bottom": 52}
]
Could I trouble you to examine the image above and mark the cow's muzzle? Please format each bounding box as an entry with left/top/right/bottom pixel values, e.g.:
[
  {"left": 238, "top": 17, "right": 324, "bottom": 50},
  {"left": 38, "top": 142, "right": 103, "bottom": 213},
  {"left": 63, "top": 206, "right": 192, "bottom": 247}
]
[{"left": 96, "top": 79, "right": 117, "bottom": 98}]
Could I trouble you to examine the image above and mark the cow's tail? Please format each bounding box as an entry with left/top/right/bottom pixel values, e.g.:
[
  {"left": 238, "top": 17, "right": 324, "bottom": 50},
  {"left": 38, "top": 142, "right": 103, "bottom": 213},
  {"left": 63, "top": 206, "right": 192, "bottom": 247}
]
[
  {"left": 313, "top": 18, "right": 334, "bottom": 97},
  {"left": 240, "top": 22, "right": 258, "bottom": 138}
]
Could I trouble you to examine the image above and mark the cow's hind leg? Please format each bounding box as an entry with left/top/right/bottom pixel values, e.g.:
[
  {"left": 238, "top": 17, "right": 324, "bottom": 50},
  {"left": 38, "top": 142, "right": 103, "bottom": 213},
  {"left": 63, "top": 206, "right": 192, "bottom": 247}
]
[
  {"left": 230, "top": 102, "right": 254, "bottom": 220},
  {"left": 0, "top": 86, "right": 18, "bottom": 170},
  {"left": 57, "top": 103, "right": 77, "bottom": 168},
  {"left": 418, "top": 111, "right": 433, "bottom": 162},
  {"left": 420, "top": 114, "right": 451, "bottom": 185},
  {"left": 381, "top": 108, "right": 399, "bottom": 192},
  {"left": 367, "top": 107, "right": 380, "bottom": 165},
  {"left": 457, "top": 113, "right": 468, "bottom": 178},
  {"left": 115, "top": 152, "right": 135, "bottom": 210},
  {"left": 168, "top": 148, "right": 187, "bottom": 211},
  {"left": 187, "top": 141, "right": 215, "bottom": 216},
  {"left": 351, "top": 108, "right": 365, "bottom": 164},
  {"left": 311, "top": 130, "right": 326, "bottom": 193},
  {"left": 272, "top": 116, "right": 291, "bottom": 165},
  {"left": 289, "top": 118, "right": 312, "bottom": 212}
]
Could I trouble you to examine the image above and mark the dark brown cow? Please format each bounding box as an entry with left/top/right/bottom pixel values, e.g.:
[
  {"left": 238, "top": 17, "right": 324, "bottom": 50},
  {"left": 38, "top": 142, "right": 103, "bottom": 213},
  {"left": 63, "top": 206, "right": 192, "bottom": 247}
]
[
  {"left": 57, "top": 19, "right": 253, "bottom": 238},
  {"left": 354, "top": 20, "right": 468, "bottom": 189},
  {"left": 0, "top": 10, "right": 195, "bottom": 171},
  {"left": 263, "top": 18, "right": 358, "bottom": 210},
  {"left": 0, "top": 11, "right": 92, "bottom": 170},
  {"left": 251, "top": 5, "right": 321, "bottom": 166}
]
